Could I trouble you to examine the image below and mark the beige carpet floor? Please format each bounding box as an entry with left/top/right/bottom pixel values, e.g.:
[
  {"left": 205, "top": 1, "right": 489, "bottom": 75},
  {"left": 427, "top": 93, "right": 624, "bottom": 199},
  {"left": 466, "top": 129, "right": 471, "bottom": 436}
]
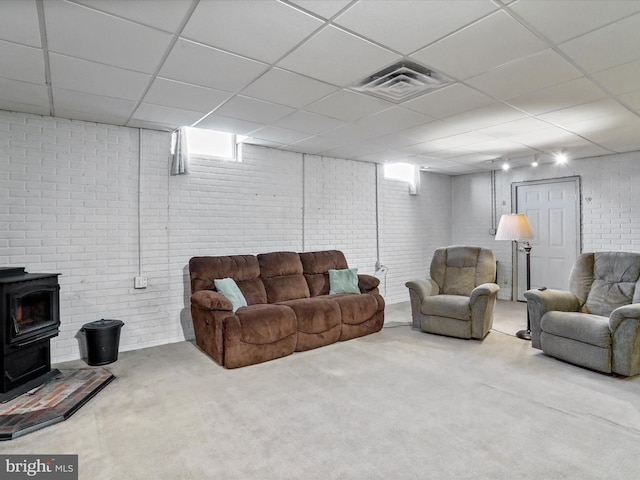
[{"left": 3, "top": 301, "right": 639, "bottom": 479}]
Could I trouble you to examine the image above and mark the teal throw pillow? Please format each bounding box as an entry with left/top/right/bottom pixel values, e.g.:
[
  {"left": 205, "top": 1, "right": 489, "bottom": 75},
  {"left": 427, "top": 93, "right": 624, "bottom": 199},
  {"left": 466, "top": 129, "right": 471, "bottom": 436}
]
[
  {"left": 214, "top": 278, "right": 247, "bottom": 312},
  {"left": 329, "top": 268, "right": 360, "bottom": 295}
]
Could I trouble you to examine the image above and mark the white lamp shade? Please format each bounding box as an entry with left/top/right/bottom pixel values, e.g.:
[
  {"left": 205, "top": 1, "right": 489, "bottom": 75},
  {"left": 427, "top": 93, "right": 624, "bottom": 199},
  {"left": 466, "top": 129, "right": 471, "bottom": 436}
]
[{"left": 495, "top": 213, "right": 534, "bottom": 241}]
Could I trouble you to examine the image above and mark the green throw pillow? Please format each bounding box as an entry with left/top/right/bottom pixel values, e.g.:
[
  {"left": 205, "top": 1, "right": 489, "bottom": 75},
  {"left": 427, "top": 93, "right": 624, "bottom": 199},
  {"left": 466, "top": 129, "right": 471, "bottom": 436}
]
[
  {"left": 214, "top": 278, "right": 247, "bottom": 312},
  {"left": 329, "top": 268, "right": 360, "bottom": 295}
]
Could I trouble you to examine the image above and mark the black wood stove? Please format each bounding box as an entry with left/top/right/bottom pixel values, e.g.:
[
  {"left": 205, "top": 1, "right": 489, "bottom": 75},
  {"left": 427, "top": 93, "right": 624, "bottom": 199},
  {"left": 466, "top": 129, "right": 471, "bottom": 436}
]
[{"left": 1, "top": 267, "right": 61, "bottom": 402}]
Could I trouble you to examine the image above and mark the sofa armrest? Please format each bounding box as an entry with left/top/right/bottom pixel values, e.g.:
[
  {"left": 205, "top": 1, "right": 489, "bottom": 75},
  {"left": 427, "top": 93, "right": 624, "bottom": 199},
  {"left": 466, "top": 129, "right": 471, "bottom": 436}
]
[
  {"left": 469, "top": 283, "right": 500, "bottom": 304},
  {"left": 523, "top": 289, "right": 580, "bottom": 349},
  {"left": 609, "top": 304, "right": 640, "bottom": 376},
  {"left": 358, "top": 274, "right": 380, "bottom": 293},
  {"left": 191, "top": 290, "right": 233, "bottom": 312}
]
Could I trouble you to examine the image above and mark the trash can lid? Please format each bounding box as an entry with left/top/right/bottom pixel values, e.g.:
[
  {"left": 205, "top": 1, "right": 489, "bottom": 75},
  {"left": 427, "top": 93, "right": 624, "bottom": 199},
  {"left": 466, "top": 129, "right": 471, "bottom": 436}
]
[{"left": 83, "top": 319, "right": 124, "bottom": 330}]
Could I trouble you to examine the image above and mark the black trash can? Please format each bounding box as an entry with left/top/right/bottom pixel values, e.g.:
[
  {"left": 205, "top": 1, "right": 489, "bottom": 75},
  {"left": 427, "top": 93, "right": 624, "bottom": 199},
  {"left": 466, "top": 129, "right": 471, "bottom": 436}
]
[{"left": 82, "top": 319, "right": 124, "bottom": 366}]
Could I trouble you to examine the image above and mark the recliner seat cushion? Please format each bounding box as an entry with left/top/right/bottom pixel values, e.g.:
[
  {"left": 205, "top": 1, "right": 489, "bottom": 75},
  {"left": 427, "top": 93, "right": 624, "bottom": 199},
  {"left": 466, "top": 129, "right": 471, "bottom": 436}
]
[
  {"left": 236, "top": 304, "right": 297, "bottom": 345},
  {"left": 421, "top": 295, "right": 471, "bottom": 321},
  {"left": 541, "top": 311, "right": 611, "bottom": 348}
]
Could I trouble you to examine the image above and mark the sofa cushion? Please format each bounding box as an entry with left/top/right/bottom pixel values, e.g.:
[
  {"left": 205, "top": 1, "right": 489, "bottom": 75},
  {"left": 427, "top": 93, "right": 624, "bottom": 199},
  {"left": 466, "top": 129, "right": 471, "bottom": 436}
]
[
  {"left": 420, "top": 295, "right": 471, "bottom": 321},
  {"left": 235, "top": 304, "right": 297, "bottom": 345},
  {"left": 279, "top": 297, "right": 341, "bottom": 334},
  {"left": 331, "top": 293, "right": 379, "bottom": 326},
  {"left": 214, "top": 278, "right": 247, "bottom": 312},
  {"left": 329, "top": 268, "right": 360, "bottom": 294},
  {"left": 258, "top": 251, "right": 310, "bottom": 303},
  {"left": 584, "top": 251, "right": 640, "bottom": 316},
  {"left": 300, "top": 250, "right": 349, "bottom": 296},
  {"left": 541, "top": 311, "right": 611, "bottom": 348},
  {"left": 190, "top": 255, "right": 267, "bottom": 304}
]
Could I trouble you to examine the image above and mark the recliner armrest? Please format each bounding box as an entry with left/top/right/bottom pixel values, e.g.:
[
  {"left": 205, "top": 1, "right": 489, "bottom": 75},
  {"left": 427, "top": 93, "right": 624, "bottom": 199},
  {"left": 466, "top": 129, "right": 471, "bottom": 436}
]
[
  {"left": 470, "top": 283, "right": 500, "bottom": 303},
  {"left": 609, "top": 303, "right": 640, "bottom": 376},
  {"left": 523, "top": 289, "right": 580, "bottom": 349},
  {"left": 405, "top": 279, "right": 439, "bottom": 300},
  {"left": 191, "top": 290, "right": 233, "bottom": 311}
]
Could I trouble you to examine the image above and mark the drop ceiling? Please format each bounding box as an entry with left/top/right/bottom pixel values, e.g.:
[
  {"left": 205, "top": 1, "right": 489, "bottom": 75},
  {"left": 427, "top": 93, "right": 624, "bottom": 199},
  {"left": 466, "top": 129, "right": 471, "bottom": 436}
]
[{"left": 2, "top": 0, "right": 640, "bottom": 175}]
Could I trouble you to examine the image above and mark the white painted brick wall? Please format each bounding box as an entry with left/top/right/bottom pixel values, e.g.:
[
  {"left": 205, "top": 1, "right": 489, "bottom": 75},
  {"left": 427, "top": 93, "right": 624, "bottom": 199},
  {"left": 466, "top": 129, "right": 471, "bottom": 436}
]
[
  {"left": 379, "top": 171, "right": 452, "bottom": 304},
  {"left": 303, "top": 155, "right": 377, "bottom": 274}
]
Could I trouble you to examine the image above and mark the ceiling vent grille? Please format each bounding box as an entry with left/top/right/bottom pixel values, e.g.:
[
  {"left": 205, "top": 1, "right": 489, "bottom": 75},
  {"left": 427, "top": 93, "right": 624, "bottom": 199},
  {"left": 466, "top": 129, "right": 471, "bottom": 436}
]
[{"left": 352, "top": 60, "right": 451, "bottom": 103}]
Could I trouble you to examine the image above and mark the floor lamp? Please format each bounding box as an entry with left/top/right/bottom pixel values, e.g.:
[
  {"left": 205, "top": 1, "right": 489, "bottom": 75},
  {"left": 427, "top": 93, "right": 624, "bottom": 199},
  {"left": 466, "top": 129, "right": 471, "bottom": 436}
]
[{"left": 495, "top": 213, "right": 535, "bottom": 340}]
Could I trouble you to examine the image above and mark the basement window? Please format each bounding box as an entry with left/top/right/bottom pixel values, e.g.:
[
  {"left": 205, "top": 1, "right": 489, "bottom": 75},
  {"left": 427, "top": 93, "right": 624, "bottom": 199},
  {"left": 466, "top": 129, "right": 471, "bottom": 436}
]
[
  {"left": 384, "top": 162, "right": 419, "bottom": 195},
  {"left": 184, "top": 127, "right": 245, "bottom": 162}
]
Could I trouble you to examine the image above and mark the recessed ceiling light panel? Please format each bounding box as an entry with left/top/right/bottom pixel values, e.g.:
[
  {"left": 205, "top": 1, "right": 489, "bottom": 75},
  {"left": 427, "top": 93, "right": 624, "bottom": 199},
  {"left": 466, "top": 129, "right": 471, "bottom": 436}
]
[{"left": 352, "top": 60, "right": 452, "bottom": 103}]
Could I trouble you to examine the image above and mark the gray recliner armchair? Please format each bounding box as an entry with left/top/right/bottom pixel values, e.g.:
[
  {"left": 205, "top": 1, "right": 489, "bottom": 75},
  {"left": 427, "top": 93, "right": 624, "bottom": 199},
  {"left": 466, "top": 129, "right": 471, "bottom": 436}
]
[
  {"left": 405, "top": 246, "right": 500, "bottom": 339},
  {"left": 524, "top": 251, "right": 640, "bottom": 376}
]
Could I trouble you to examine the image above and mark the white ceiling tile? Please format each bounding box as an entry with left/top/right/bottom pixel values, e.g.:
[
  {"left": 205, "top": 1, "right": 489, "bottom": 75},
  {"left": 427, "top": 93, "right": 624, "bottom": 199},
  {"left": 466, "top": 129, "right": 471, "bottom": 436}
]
[
  {"left": 505, "top": 77, "right": 607, "bottom": 115},
  {"left": 249, "top": 126, "right": 310, "bottom": 145},
  {"left": 465, "top": 138, "right": 538, "bottom": 156},
  {"left": 49, "top": 53, "right": 150, "bottom": 100},
  {"left": 354, "top": 107, "right": 435, "bottom": 137},
  {"left": 466, "top": 50, "right": 583, "bottom": 100},
  {"left": 335, "top": 0, "right": 497, "bottom": 54},
  {"left": 126, "top": 118, "right": 176, "bottom": 131},
  {"left": 275, "top": 111, "right": 346, "bottom": 135},
  {"left": 0, "top": 40, "right": 44, "bottom": 84},
  {"left": 240, "top": 68, "right": 337, "bottom": 108},
  {"left": 592, "top": 59, "right": 640, "bottom": 95},
  {"left": 401, "top": 84, "right": 494, "bottom": 119},
  {"left": 476, "top": 117, "right": 555, "bottom": 138},
  {"left": 277, "top": 25, "right": 400, "bottom": 87},
  {"left": 131, "top": 103, "right": 205, "bottom": 127},
  {"left": 52, "top": 88, "right": 137, "bottom": 120},
  {"left": 305, "top": 90, "right": 391, "bottom": 122},
  {"left": 619, "top": 89, "right": 640, "bottom": 110},
  {"left": 510, "top": 0, "right": 640, "bottom": 44},
  {"left": 288, "top": 1, "right": 352, "bottom": 19},
  {"left": 538, "top": 98, "right": 631, "bottom": 127},
  {"left": 182, "top": 1, "right": 323, "bottom": 63},
  {"left": 144, "top": 78, "right": 231, "bottom": 113},
  {"left": 212, "top": 95, "right": 295, "bottom": 124},
  {"left": 193, "top": 114, "right": 264, "bottom": 135},
  {"left": 560, "top": 112, "right": 640, "bottom": 152},
  {"left": 72, "top": 0, "right": 192, "bottom": 32},
  {"left": 559, "top": 13, "right": 640, "bottom": 73},
  {"left": 44, "top": 0, "right": 172, "bottom": 73},
  {"left": 0, "top": 99, "right": 49, "bottom": 116},
  {"left": 56, "top": 109, "right": 132, "bottom": 125},
  {"left": 0, "top": 77, "right": 48, "bottom": 107},
  {"left": 440, "top": 103, "right": 529, "bottom": 133},
  {"left": 285, "top": 135, "right": 350, "bottom": 155},
  {"left": 160, "top": 39, "right": 267, "bottom": 92},
  {"left": 0, "top": 0, "right": 40, "bottom": 47},
  {"left": 504, "top": 126, "right": 593, "bottom": 150},
  {"left": 411, "top": 11, "right": 547, "bottom": 80},
  {"left": 425, "top": 132, "right": 497, "bottom": 150}
]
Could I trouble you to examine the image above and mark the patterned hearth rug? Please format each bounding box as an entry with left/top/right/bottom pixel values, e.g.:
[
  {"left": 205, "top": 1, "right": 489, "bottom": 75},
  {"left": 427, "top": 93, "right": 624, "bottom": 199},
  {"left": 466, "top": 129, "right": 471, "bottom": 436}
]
[{"left": 0, "top": 368, "right": 114, "bottom": 440}]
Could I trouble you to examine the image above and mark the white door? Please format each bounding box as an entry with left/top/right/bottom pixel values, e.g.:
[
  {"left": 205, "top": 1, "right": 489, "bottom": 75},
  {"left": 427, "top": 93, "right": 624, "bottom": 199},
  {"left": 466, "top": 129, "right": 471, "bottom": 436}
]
[{"left": 514, "top": 178, "right": 580, "bottom": 300}]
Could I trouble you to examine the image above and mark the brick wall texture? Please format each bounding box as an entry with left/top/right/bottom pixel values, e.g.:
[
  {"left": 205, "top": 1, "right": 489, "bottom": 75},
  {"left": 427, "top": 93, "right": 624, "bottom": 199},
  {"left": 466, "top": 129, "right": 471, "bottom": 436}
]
[{"left": 2, "top": 110, "right": 639, "bottom": 361}]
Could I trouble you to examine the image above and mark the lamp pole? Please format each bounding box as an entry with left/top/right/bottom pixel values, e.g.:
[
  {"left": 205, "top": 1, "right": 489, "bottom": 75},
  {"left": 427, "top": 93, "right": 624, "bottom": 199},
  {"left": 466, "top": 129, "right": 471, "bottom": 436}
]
[{"left": 516, "top": 242, "right": 532, "bottom": 340}]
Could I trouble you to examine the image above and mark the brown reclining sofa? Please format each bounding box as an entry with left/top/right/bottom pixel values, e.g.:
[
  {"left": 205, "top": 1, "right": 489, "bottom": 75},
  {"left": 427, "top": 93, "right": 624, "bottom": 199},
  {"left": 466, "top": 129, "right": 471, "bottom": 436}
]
[{"left": 189, "top": 250, "right": 385, "bottom": 368}]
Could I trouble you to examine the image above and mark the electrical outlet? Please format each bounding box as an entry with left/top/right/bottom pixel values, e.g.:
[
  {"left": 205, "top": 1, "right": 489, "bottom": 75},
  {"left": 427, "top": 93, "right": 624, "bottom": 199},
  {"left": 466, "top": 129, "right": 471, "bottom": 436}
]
[{"left": 134, "top": 275, "right": 148, "bottom": 289}]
